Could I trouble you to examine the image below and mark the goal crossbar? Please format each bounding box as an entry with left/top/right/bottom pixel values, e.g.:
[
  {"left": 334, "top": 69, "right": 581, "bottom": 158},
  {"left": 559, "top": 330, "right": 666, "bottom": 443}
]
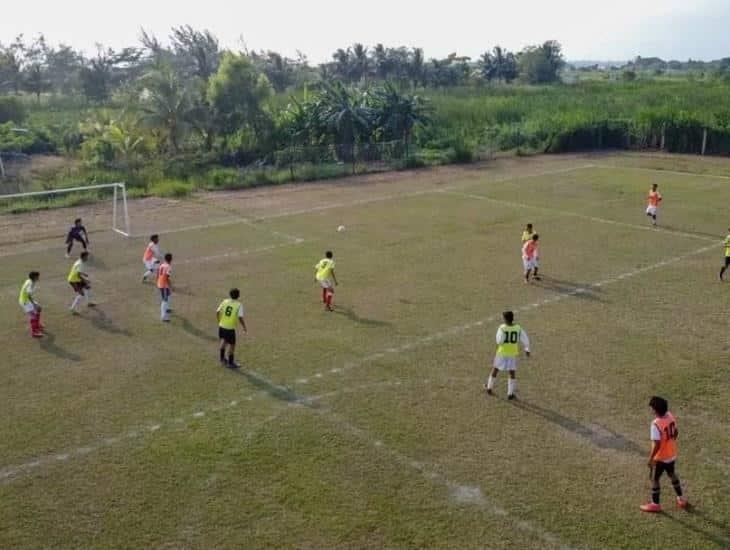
[{"left": 0, "top": 182, "right": 131, "bottom": 237}]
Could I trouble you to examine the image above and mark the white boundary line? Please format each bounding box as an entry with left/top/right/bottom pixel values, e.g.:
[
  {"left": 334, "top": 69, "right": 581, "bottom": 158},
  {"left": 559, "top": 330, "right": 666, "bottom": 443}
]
[
  {"left": 592, "top": 163, "right": 730, "bottom": 181},
  {"left": 0, "top": 374, "right": 573, "bottom": 549},
  {"left": 443, "top": 190, "right": 719, "bottom": 243}
]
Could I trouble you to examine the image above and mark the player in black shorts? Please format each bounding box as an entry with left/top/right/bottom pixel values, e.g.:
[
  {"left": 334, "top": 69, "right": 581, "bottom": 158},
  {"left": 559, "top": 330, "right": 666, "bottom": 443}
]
[
  {"left": 65, "top": 218, "right": 90, "bottom": 257},
  {"left": 216, "top": 288, "right": 247, "bottom": 368}
]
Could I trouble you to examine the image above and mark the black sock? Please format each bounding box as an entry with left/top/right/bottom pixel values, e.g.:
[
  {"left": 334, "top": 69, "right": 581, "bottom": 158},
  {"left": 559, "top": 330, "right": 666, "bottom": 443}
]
[
  {"left": 721, "top": 267, "right": 726, "bottom": 279},
  {"left": 67, "top": 243, "right": 72, "bottom": 254},
  {"left": 219, "top": 348, "right": 225, "bottom": 361},
  {"left": 651, "top": 488, "right": 660, "bottom": 504},
  {"left": 672, "top": 479, "right": 683, "bottom": 497},
  {"left": 228, "top": 353, "right": 234, "bottom": 364}
]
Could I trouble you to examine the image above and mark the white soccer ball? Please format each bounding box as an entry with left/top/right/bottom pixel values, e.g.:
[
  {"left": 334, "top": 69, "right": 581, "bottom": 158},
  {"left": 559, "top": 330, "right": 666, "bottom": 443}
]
[{"left": 337, "top": 225, "right": 346, "bottom": 232}]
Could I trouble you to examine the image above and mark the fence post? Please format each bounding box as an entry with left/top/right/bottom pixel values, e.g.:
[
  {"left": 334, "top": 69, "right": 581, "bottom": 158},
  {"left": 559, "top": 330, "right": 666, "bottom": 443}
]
[
  {"left": 701, "top": 128, "right": 708, "bottom": 156},
  {"left": 660, "top": 125, "right": 666, "bottom": 151}
]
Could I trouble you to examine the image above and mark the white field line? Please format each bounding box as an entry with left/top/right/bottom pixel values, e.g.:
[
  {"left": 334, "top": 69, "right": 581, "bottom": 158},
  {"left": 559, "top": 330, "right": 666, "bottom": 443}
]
[
  {"left": 443, "top": 190, "right": 720, "bottom": 243},
  {"left": 293, "top": 241, "right": 719, "bottom": 386},
  {"left": 0, "top": 163, "right": 594, "bottom": 259},
  {"left": 592, "top": 162, "right": 730, "bottom": 181}
]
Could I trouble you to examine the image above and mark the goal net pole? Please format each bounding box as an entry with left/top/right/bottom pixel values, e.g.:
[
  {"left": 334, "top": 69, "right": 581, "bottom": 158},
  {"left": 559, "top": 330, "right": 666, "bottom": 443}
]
[{"left": 0, "top": 182, "right": 131, "bottom": 237}]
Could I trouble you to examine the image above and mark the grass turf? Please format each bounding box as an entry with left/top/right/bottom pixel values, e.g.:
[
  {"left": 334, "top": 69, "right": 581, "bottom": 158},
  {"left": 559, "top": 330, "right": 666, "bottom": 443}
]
[{"left": 1, "top": 153, "right": 729, "bottom": 549}]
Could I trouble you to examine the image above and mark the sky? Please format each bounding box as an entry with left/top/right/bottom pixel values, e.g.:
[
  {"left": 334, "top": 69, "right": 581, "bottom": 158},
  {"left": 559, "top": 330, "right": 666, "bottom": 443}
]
[{"left": 3, "top": 0, "right": 730, "bottom": 63}]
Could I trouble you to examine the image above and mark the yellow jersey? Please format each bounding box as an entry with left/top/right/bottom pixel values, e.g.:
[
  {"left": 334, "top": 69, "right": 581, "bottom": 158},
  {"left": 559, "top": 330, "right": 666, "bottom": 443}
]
[
  {"left": 67, "top": 260, "right": 86, "bottom": 283},
  {"left": 521, "top": 231, "right": 534, "bottom": 244},
  {"left": 315, "top": 258, "right": 335, "bottom": 281},
  {"left": 496, "top": 324, "right": 522, "bottom": 358},
  {"left": 725, "top": 234, "right": 730, "bottom": 257},
  {"left": 19, "top": 279, "right": 34, "bottom": 306},
  {"left": 217, "top": 298, "right": 243, "bottom": 329}
]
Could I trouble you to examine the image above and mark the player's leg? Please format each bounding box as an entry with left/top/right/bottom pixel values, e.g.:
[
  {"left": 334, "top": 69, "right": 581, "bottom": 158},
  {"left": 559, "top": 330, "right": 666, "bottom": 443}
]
[
  {"left": 78, "top": 236, "right": 87, "bottom": 251},
  {"left": 641, "top": 462, "right": 664, "bottom": 512},
  {"left": 485, "top": 367, "right": 499, "bottom": 395},
  {"left": 227, "top": 341, "right": 239, "bottom": 368},
  {"left": 70, "top": 283, "right": 83, "bottom": 313},
  {"left": 160, "top": 288, "right": 170, "bottom": 321},
  {"left": 507, "top": 369, "right": 517, "bottom": 400},
  {"left": 84, "top": 282, "right": 95, "bottom": 306},
  {"left": 532, "top": 259, "right": 541, "bottom": 281},
  {"left": 720, "top": 257, "right": 729, "bottom": 281},
  {"left": 665, "top": 462, "right": 688, "bottom": 508},
  {"left": 65, "top": 238, "right": 73, "bottom": 257}
]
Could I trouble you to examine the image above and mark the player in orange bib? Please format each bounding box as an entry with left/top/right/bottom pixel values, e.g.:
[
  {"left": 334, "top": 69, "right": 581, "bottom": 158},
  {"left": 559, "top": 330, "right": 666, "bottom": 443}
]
[
  {"left": 645, "top": 183, "right": 662, "bottom": 226},
  {"left": 640, "top": 396, "right": 689, "bottom": 512},
  {"left": 142, "top": 234, "right": 162, "bottom": 283},
  {"left": 156, "top": 253, "right": 173, "bottom": 322},
  {"left": 521, "top": 234, "right": 540, "bottom": 283}
]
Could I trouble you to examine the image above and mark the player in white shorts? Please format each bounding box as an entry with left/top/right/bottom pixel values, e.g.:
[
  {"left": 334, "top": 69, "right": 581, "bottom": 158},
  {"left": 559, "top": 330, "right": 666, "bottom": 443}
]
[
  {"left": 485, "top": 311, "right": 531, "bottom": 400},
  {"left": 142, "top": 234, "right": 163, "bottom": 282},
  {"left": 522, "top": 233, "right": 540, "bottom": 283},
  {"left": 646, "top": 183, "right": 662, "bottom": 226}
]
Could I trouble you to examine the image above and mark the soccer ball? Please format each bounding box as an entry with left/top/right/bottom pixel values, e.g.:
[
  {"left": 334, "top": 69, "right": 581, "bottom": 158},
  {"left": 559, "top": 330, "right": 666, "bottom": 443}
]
[{"left": 337, "top": 225, "right": 346, "bottom": 232}]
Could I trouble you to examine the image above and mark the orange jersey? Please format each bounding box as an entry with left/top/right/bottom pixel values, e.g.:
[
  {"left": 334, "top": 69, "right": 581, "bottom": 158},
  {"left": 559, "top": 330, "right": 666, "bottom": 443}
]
[
  {"left": 648, "top": 190, "right": 662, "bottom": 207},
  {"left": 522, "top": 240, "right": 537, "bottom": 260},
  {"left": 156, "top": 262, "right": 172, "bottom": 289},
  {"left": 143, "top": 242, "right": 159, "bottom": 262},
  {"left": 651, "top": 412, "right": 678, "bottom": 462}
]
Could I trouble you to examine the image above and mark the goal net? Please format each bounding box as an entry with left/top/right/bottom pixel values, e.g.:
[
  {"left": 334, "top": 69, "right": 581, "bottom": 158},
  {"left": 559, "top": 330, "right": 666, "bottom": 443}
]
[{"left": 0, "top": 183, "right": 130, "bottom": 251}]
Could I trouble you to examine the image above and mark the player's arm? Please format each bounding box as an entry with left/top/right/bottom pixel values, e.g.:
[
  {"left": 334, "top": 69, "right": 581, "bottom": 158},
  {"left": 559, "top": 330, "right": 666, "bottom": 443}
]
[
  {"left": 81, "top": 226, "right": 90, "bottom": 244},
  {"left": 216, "top": 307, "right": 222, "bottom": 324},
  {"left": 495, "top": 327, "right": 504, "bottom": 345},
  {"left": 648, "top": 424, "right": 661, "bottom": 466},
  {"left": 331, "top": 269, "right": 338, "bottom": 286},
  {"left": 520, "top": 330, "right": 531, "bottom": 357}
]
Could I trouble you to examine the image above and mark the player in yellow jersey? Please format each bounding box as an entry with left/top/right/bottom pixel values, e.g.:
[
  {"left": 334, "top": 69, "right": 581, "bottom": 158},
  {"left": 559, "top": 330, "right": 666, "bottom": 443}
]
[
  {"left": 19, "top": 271, "right": 43, "bottom": 337},
  {"left": 67, "top": 251, "right": 95, "bottom": 314},
  {"left": 216, "top": 288, "right": 247, "bottom": 368},
  {"left": 720, "top": 228, "right": 730, "bottom": 281},
  {"left": 485, "top": 311, "right": 531, "bottom": 400},
  {"left": 314, "top": 250, "right": 338, "bottom": 311}
]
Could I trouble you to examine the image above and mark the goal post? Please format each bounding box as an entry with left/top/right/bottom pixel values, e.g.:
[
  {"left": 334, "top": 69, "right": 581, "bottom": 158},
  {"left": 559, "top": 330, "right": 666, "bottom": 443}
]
[{"left": 0, "top": 182, "right": 131, "bottom": 237}]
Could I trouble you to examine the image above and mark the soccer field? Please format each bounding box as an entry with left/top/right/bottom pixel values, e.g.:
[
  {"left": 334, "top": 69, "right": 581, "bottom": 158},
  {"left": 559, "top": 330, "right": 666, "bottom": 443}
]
[{"left": 1, "top": 153, "right": 729, "bottom": 549}]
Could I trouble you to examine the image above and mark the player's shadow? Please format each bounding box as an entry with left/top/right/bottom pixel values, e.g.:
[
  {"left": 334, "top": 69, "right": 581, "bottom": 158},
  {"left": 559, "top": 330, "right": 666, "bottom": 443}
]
[
  {"left": 333, "top": 306, "right": 391, "bottom": 327},
  {"left": 512, "top": 400, "right": 644, "bottom": 456},
  {"left": 176, "top": 315, "right": 218, "bottom": 343},
  {"left": 231, "top": 368, "right": 317, "bottom": 408},
  {"left": 534, "top": 277, "right": 604, "bottom": 302},
  {"left": 38, "top": 331, "right": 82, "bottom": 362},
  {"left": 662, "top": 507, "right": 730, "bottom": 547},
  {"left": 87, "top": 308, "right": 131, "bottom": 337}
]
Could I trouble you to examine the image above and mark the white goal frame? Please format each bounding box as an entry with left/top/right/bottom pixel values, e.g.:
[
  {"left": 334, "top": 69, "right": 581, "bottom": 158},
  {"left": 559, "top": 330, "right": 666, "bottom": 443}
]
[{"left": 0, "top": 182, "right": 131, "bottom": 237}]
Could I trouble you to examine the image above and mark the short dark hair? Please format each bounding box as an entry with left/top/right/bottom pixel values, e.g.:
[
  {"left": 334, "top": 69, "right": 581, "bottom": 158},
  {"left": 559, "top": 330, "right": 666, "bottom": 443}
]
[
  {"left": 503, "top": 311, "right": 514, "bottom": 324},
  {"left": 28, "top": 271, "right": 40, "bottom": 280},
  {"left": 649, "top": 396, "right": 668, "bottom": 416},
  {"left": 74, "top": 218, "right": 82, "bottom": 224},
  {"left": 532, "top": 233, "right": 539, "bottom": 241},
  {"left": 229, "top": 288, "right": 240, "bottom": 299},
  {"left": 526, "top": 223, "right": 533, "bottom": 229},
  {"left": 164, "top": 253, "right": 173, "bottom": 262},
  {"left": 80, "top": 251, "right": 89, "bottom": 260},
  {"left": 326, "top": 250, "right": 333, "bottom": 258},
  {"left": 150, "top": 234, "right": 159, "bottom": 241}
]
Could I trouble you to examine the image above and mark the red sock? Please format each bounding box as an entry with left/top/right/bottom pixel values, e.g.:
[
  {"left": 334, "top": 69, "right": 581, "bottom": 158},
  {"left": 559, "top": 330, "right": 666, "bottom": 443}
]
[
  {"left": 326, "top": 291, "right": 333, "bottom": 308},
  {"left": 322, "top": 288, "right": 327, "bottom": 303},
  {"left": 30, "top": 314, "right": 40, "bottom": 334}
]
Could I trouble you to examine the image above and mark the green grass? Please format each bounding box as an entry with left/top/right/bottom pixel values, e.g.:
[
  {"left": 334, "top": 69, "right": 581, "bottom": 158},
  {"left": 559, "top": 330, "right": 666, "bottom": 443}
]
[{"left": 0, "top": 153, "right": 729, "bottom": 548}]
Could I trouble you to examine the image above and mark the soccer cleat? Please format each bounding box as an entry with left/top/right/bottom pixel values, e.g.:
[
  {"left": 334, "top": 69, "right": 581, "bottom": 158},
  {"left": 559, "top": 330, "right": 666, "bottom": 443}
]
[
  {"left": 640, "top": 502, "right": 662, "bottom": 513},
  {"left": 88, "top": 303, "right": 97, "bottom": 307},
  {"left": 32, "top": 332, "right": 44, "bottom": 338},
  {"left": 533, "top": 276, "right": 542, "bottom": 281},
  {"left": 507, "top": 394, "right": 516, "bottom": 401},
  {"left": 676, "top": 497, "right": 689, "bottom": 509},
  {"left": 70, "top": 309, "right": 80, "bottom": 315},
  {"left": 227, "top": 361, "right": 241, "bottom": 369}
]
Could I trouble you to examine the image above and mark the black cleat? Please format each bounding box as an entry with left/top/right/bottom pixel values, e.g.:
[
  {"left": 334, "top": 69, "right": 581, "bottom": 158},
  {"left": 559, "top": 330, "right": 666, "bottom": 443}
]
[
  {"left": 507, "top": 394, "right": 517, "bottom": 401},
  {"left": 227, "top": 361, "right": 241, "bottom": 369}
]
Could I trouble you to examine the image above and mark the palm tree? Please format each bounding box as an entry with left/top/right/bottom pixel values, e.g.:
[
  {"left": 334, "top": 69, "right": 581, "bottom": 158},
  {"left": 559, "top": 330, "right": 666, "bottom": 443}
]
[
  {"left": 351, "top": 43, "right": 369, "bottom": 83},
  {"left": 316, "top": 81, "right": 373, "bottom": 171},
  {"left": 139, "top": 65, "right": 192, "bottom": 152},
  {"left": 370, "top": 83, "right": 430, "bottom": 157}
]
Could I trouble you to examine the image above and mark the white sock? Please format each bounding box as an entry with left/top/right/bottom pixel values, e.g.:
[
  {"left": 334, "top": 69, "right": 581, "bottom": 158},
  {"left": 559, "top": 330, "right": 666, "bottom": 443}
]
[
  {"left": 70, "top": 296, "right": 82, "bottom": 310},
  {"left": 85, "top": 289, "right": 93, "bottom": 303},
  {"left": 508, "top": 378, "right": 517, "bottom": 396},
  {"left": 486, "top": 375, "right": 495, "bottom": 390},
  {"left": 160, "top": 300, "right": 168, "bottom": 320}
]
